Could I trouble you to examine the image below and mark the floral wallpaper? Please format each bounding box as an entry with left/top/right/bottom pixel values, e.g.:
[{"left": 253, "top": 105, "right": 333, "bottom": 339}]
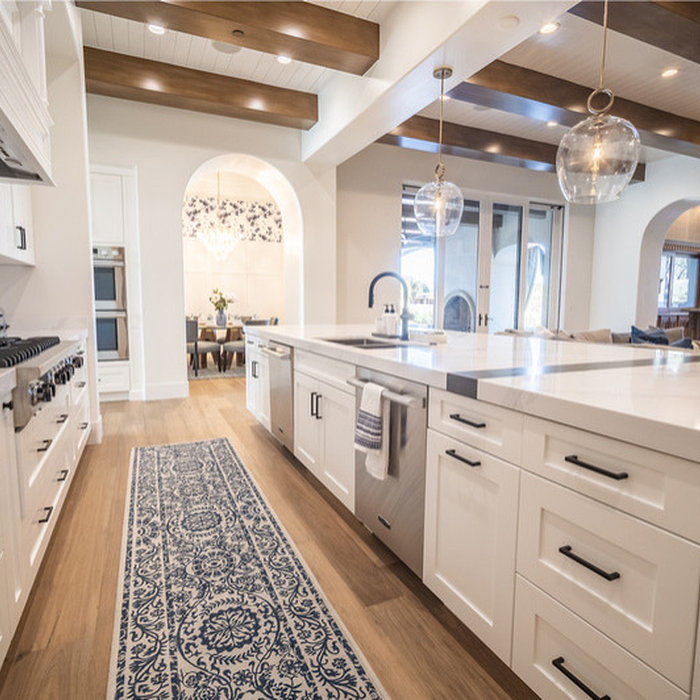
[{"left": 182, "top": 196, "right": 283, "bottom": 243}]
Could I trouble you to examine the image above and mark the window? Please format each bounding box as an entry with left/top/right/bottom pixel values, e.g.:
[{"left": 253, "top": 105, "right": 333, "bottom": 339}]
[
  {"left": 658, "top": 251, "right": 700, "bottom": 310},
  {"left": 400, "top": 186, "right": 563, "bottom": 332}
]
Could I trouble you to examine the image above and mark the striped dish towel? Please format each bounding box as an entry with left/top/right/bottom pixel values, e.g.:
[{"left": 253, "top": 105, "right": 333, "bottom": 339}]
[{"left": 354, "top": 382, "right": 389, "bottom": 480}]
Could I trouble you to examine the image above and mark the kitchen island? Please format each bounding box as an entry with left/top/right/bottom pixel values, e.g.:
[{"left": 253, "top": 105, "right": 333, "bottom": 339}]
[{"left": 245, "top": 324, "right": 700, "bottom": 700}]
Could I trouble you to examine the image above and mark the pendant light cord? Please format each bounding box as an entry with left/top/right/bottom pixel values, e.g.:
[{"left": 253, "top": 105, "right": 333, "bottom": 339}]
[
  {"left": 435, "top": 71, "right": 446, "bottom": 182},
  {"left": 598, "top": 0, "right": 609, "bottom": 90}
]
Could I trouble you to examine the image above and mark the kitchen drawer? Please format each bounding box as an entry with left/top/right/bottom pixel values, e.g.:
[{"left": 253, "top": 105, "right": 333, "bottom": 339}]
[
  {"left": 517, "top": 471, "right": 700, "bottom": 690},
  {"left": 22, "top": 429, "right": 71, "bottom": 522},
  {"left": 71, "top": 395, "right": 90, "bottom": 457},
  {"left": 424, "top": 429, "right": 520, "bottom": 664},
  {"left": 97, "top": 361, "right": 129, "bottom": 394},
  {"left": 523, "top": 416, "right": 700, "bottom": 542},
  {"left": 15, "top": 413, "right": 67, "bottom": 518},
  {"left": 513, "top": 576, "right": 688, "bottom": 700},
  {"left": 295, "top": 349, "right": 355, "bottom": 395},
  {"left": 21, "top": 455, "right": 66, "bottom": 581},
  {"left": 428, "top": 388, "right": 522, "bottom": 463}
]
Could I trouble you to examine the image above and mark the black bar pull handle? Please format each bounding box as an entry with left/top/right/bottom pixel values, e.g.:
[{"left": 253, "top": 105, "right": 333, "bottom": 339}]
[
  {"left": 449, "top": 413, "right": 486, "bottom": 429},
  {"left": 558, "top": 545, "right": 620, "bottom": 581},
  {"left": 2, "top": 400, "right": 12, "bottom": 411},
  {"left": 80, "top": 422, "right": 89, "bottom": 430},
  {"left": 552, "top": 657, "right": 610, "bottom": 700},
  {"left": 38, "top": 506, "right": 53, "bottom": 524},
  {"left": 77, "top": 381, "right": 86, "bottom": 389},
  {"left": 565, "top": 454, "right": 628, "bottom": 481},
  {"left": 445, "top": 448, "right": 481, "bottom": 467},
  {"left": 315, "top": 394, "right": 322, "bottom": 420},
  {"left": 310, "top": 391, "right": 317, "bottom": 417},
  {"left": 56, "top": 413, "right": 68, "bottom": 424},
  {"left": 57, "top": 469, "right": 69, "bottom": 482},
  {"left": 37, "top": 438, "right": 52, "bottom": 452}
]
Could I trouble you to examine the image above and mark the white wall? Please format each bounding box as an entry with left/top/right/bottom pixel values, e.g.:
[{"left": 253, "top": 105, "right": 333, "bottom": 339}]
[
  {"left": 86, "top": 95, "right": 336, "bottom": 400},
  {"left": 0, "top": 4, "right": 101, "bottom": 439},
  {"left": 336, "top": 143, "right": 595, "bottom": 329},
  {"left": 589, "top": 155, "right": 700, "bottom": 330}
]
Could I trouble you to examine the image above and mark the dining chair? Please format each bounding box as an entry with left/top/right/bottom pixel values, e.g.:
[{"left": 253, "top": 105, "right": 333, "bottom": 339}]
[{"left": 186, "top": 318, "right": 220, "bottom": 376}]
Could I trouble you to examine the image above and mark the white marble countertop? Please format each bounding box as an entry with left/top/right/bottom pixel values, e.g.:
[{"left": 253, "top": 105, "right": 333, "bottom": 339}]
[{"left": 248, "top": 324, "right": 700, "bottom": 462}]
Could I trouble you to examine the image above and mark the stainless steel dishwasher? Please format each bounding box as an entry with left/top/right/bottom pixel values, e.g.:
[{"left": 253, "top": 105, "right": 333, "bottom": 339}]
[
  {"left": 263, "top": 341, "right": 294, "bottom": 452},
  {"left": 351, "top": 367, "right": 427, "bottom": 577}
]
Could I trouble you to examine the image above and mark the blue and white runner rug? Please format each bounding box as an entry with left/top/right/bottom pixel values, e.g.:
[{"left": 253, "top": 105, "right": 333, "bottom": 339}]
[{"left": 108, "top": 438, "right": 385, "bottom": 699}]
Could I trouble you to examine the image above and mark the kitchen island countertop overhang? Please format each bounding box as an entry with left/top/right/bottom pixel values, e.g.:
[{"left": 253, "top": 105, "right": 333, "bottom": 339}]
[{"left": 245, "top": 324, "right": 700, "bottom": 462}]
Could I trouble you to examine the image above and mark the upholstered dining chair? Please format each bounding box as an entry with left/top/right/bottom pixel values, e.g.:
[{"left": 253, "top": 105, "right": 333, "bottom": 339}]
[
  {"left": 221, "top": 318, "right": 271, "bottom": 371},
  {"left": 186, "top": 319, "right": 220, "bottom": 377}
]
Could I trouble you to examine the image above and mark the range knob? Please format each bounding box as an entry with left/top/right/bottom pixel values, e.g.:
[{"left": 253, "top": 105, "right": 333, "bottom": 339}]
[
  {"left": 55, "top": 368, "right": 67, "bottom": 385},
  {"left": 72, "top": 355, "right": 84, "bottom": 369},
  {"left": 28, "top": 381, "right": 40, "bottom": 406}
]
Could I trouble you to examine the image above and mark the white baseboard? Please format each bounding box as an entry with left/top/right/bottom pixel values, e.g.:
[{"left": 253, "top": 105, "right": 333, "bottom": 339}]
[
  {"left": 88, "top": 414, "right": 103, "bottom": 445},
  {"left": 145, "top": 381, "right": 189, "bottom": 401},
  {"left": 129, "top": 387, "right": 145, "bottom": 401},
  {"left": 100, "top": 391, "right": 130, "bottom": 402}
]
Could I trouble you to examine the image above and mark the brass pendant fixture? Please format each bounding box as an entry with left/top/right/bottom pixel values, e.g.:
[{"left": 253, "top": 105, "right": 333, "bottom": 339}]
[
  {"left": 556, "top": 0, "right": 641, "bottom": 204},
  {"left": 414, "top": 66, "right": 464, "bottom": 237}
]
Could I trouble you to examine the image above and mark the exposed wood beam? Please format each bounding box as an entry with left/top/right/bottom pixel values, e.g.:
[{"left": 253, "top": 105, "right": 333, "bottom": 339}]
[
  {"left": 377, "top": 115, "right": 646, "bottom": 183},
  {"left": 76, "top": 1, "right": 379, "bottom": 75},
  {"left": 451, "top": 60, "right": 700, "bottom": 159},
  {"left": 83, "top": 47, "right": 317, "bottom": 130},
  {"left": 569, "top": 2, "right": 700, "bottom": 64}
]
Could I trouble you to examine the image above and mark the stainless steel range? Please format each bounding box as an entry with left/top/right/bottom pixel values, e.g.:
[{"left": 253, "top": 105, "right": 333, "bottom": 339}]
[{"left": 0, "top": 335, "right": 85, "bottom": 431}]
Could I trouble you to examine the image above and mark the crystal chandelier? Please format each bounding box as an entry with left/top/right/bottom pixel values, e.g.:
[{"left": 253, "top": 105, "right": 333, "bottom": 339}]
[
  {"left": 556, "top": 0, "right": 640, "bottom": 204},
  {"left": 414, "top": 66, "right": 464, "bottom": 238},
  {"left": 197, "top": 171, "right": 241, "bottom": 261}
]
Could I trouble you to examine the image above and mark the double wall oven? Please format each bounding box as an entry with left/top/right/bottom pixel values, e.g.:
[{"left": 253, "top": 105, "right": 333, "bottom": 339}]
[{"left": 93, "top": 246, "right": 129, "bottom": 360}]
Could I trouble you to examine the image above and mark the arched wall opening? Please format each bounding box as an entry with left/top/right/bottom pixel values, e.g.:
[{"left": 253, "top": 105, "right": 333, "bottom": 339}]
[
  {"left": 183, "top": 153, "right": 304, "bottom": 325},
  {"left": 636, "top": 198, "right": 700, "bottom": 327}
]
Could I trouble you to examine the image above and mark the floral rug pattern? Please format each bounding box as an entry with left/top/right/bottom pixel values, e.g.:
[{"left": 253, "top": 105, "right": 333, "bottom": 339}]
[{"left": 110, "top": 438, "right": 383, "bottom": 699}]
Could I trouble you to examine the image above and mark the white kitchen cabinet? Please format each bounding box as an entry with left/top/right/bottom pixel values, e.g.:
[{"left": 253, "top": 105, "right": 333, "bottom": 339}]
[
  {"left": 293, "top": 369, "right": 355, "bottom": 512},
  {"left": 518, "top": 470, "right": 700, "bottom": 691},
  {"left": 513, "top": 576, "right": 687, "bottom": 700},
  {"left": 423, "top": 428, "right": 520, "bottom": 664},
  {"left": 245, "top": 343, "right": 270, "bottom": 431},
  {"left": 90, "top": 171, "right": 124, "bottom": 245},
  {"left": 97, "top": 360, "right": 130, "bottom": 398},
  {"left": 294, "top": 370, "right": 321, "bottom": 473},
  {"left": 0, "top": 184, "right": 34, "bottom": 265}
]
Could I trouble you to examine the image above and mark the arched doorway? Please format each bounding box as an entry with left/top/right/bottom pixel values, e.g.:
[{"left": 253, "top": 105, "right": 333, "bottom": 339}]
[
  {"left": 636, "top": 198, "right": 700, "bottom": 328},
  {"left": 184, "top": 154, "right": 304, "bottom": 325}
]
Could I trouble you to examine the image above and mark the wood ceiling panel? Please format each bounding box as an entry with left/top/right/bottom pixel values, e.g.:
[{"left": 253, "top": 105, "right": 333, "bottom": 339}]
[
  {"left": 76, "top": 1, "right": 380, "bottom": 75},
  {"left": 453, "top": 60, "right": 700, "bottom": 159},
  {"left": 569, "top": 2, "right": 700, "bottom": 64},
  {"left": 84, "top": 47, "right": 318, "bottom": 130},
  {"left": 378, "top": 115, "right": 645, "bottom": 182}
]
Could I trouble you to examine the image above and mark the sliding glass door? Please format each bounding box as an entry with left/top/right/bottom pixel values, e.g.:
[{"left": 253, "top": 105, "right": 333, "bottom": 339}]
[{"left": 401, "top": 187, "right": 564, "bottom": 333}]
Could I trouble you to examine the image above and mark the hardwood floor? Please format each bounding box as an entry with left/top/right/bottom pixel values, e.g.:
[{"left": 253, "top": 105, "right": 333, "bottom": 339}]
[{"left": 0, "top": 378, "right": 536, "bottom": 699}]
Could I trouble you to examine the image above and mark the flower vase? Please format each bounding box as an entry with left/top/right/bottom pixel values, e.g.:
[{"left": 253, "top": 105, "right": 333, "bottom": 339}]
[{"left": 216, "top": 309, "right": 227, "bottom": 326}]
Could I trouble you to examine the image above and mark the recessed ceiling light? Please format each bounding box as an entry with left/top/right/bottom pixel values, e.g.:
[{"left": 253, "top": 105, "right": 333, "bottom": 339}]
[
  {"left": 539, "top": 22, "right": 560, "bottom": 35},
  {"left": 661, "top": 67, "right": 679, "bottom": 78},
  {"left": 277, "top": 55, "right": 292, "bottom": 64},
  {"left": 147, "top": 24, "right": 165, "bottom": 35},
  {"left": 546, "top": 120, "right": 557, "bottom": 127},
  {"left": 232, "top": 29, "right": 244, "bottom": 37}
]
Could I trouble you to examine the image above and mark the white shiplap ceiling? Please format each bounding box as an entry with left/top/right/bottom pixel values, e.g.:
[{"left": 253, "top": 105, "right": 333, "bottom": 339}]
[
  {"left": 417, "top": 9, "right": 699, "bottom": 165},
  {"left": 504, "top": 13, "right": 700, "bottom": 122},
  {"left": 79, "top": 0, "right": 395, "bottom": 95}
]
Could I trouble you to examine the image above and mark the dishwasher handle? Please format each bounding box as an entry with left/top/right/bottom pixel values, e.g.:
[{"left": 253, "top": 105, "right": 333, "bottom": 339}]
[
  {"left": 347, "top": 377, "right": 425, "bottom": 408},
  {"left": 260, "top": 345, "right": 291, "bottom": 360}
]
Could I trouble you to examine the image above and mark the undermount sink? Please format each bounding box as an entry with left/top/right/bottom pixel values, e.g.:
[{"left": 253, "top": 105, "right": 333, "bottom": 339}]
[{"left": 319, "top": 336, "right": 401, "bottom": 349}]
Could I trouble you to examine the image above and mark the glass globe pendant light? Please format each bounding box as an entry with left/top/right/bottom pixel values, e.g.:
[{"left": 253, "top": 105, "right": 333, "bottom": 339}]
[
  {"left": 196, "top": 171, "right": 242, "bottom": 261},
  {"left": 414, "top": 66, "right": 464, "bottom": 237},
  {"left": 556, "top": 0, "right": 640, "bottom": 204}
]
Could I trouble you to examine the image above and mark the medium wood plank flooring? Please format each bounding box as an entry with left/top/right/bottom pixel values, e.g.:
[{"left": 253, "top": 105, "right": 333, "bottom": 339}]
[{"left": 0, "top": 378, "right": 536, "bottom": 699}]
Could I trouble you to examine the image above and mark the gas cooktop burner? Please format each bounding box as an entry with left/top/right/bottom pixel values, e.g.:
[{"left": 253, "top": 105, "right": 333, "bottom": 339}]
[{"left": 0, "top": 336, "right": 61, "bottom": 367}]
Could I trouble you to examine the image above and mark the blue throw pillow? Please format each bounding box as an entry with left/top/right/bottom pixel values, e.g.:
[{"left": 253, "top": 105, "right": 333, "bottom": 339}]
[
  {"left": 672, "top": 337, "right": 693, "bottom": 349},
  {"left": 630, "top": 325, "right": 669, "bottom": 345}
]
